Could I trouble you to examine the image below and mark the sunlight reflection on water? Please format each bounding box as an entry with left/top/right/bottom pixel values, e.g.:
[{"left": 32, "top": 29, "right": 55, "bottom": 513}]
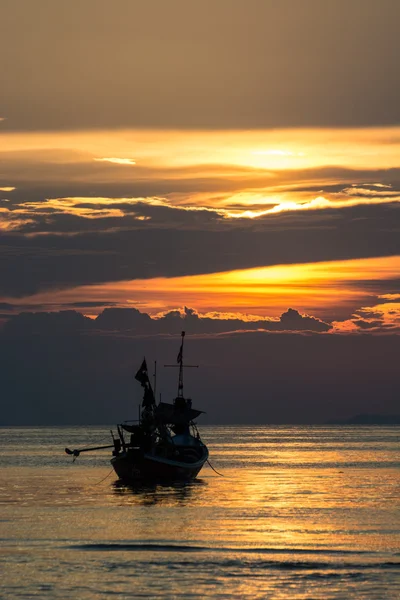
[{"left": 0, "top": 425, "right": 399, "bottom": 599}]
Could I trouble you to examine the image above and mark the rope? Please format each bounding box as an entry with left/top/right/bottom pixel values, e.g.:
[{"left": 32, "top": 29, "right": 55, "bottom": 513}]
[
  {"left": 206, "top": 458, "right": 224, "bottom": 477},
  {"left": 93, "top": 468, "right": 115, "bottom": 485}
]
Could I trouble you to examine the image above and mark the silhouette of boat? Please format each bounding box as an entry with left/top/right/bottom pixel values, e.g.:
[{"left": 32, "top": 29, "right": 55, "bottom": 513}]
[{"left": 65, "top": 331, "right": 209, "bottom": 481}]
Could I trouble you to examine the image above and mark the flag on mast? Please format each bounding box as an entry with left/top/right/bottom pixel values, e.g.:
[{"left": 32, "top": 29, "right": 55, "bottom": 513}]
[{"left": 135, "top": 358, "right": 148, "bottom": 385}]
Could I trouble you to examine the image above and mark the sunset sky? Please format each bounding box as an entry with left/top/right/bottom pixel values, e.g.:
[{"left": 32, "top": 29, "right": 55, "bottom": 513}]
[
  {"left": 1, "top": 0, "right": 399, "bottom": 334},
  {"left": 1, "top": 0, "right": 400, "bottom": 424}
]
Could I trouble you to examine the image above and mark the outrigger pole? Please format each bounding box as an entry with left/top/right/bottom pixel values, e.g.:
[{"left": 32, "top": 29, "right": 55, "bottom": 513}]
[{"left": 65, "top": 444, "right": 114, "bottom": 457}]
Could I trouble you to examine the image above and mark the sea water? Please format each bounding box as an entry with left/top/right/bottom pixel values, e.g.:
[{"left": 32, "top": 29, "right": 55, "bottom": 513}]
[{"left": 0, "top": 425, "right": 399, "bottom": 599}]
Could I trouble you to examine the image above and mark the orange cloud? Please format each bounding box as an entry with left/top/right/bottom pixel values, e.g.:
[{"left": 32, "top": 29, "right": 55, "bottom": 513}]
[
  {"left": 2, "top": 127, "right": 400, "bottom": 171},
  {"left": 9, "top": 256, "right": 399, "bottom": 324},
  {"left": 94, "top": 157, "right": 136, "bottom": 165},
  {"left": 333, "top": 301, "right": 400, "bottom": 333}
]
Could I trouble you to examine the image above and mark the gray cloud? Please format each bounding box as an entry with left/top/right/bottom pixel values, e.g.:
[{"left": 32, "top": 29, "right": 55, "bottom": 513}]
[
  {"left": 2, "top": 306, "right": 332, "bottom": 336},
  {"left": 352, "top": 319, "right": 384, "bottom": 330},
  {"left": 97, "top": 306, "right": 332, "bottom": 333},
  {"left": 0, "top": 301, "right": 119, "bottom": 314},
  {"left": 1, "top": 0, "right": 400, "bottom": 130},
  {"left": 0, "top": 302, "right": 16, "bottom": 311},
  {"left": 0, "top": 202, "right": 399, "bottom": 298}
]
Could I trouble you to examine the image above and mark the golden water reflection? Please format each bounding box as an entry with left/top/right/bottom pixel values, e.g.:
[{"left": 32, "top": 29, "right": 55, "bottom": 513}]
[{"left": 1, "top": 426, "right": 399, "bottom": 599}]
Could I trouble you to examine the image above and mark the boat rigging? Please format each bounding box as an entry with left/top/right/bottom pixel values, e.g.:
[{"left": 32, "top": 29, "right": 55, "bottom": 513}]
[{"left": 65, "top": 331, "right": 209, "bottom": 481}]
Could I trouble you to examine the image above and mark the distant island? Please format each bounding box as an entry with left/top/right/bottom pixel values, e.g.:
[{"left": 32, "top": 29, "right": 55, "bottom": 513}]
[{"left": 327, "top": 414, "right": 400, "bottom": 425}]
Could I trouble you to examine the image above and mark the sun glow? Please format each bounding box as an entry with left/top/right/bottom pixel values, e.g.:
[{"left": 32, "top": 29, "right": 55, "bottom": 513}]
[
  {"left": 1, "top": 127, "right": 400, "bottom": 171},
  {"left": 11, "top": 256, "right": 400, "bottom": 324},
  {"left": 1, "top": 127, "right": 400, "bottom": 225},
  {"left": 1, "top": 127, "right": 399, "bottom": 328}
]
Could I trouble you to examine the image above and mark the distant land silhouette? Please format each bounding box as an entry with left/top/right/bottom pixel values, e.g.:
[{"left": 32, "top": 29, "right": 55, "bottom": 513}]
[{"left": 327, "top": 414, "right": 400, "bottom": 425}]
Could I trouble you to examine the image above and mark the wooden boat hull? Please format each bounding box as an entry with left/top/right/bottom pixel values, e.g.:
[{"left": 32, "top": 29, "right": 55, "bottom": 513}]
[{"left": 111, "top": 447, "right": 208, "bottom": 482}]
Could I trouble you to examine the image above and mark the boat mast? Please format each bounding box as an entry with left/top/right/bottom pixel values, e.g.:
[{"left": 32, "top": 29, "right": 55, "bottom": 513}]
[
  {"left": 153, "top": 360, "right": 157, "bottom": 401},
  {"left": 177, "top": 331, "right": 185, "bottom": 397},
  {"left": 165, "top": 331, "right": 198, "bottom": 399}
]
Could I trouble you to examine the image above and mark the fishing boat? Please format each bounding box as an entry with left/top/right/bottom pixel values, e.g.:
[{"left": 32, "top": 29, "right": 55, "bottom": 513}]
[{"left": 65, "top": 331, "right": 209, "bottom": 482}]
